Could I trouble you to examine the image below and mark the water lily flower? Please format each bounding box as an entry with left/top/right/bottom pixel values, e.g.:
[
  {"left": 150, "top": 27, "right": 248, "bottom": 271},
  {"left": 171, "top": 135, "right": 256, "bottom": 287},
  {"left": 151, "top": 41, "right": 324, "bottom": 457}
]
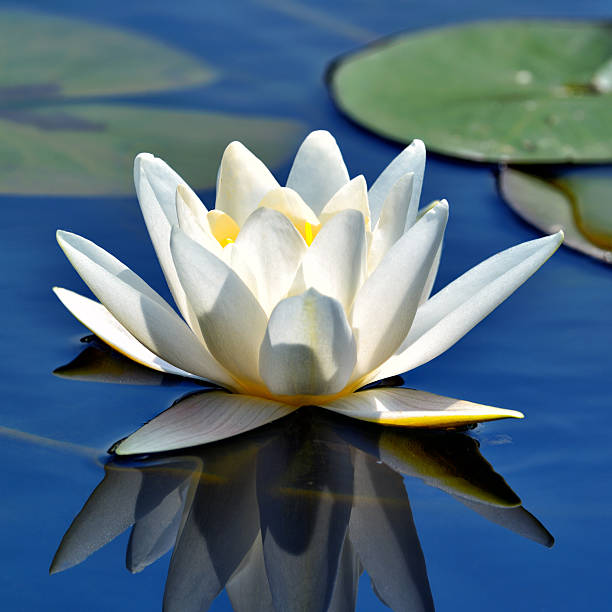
[{"left": 53, "top": 130, "right": 563, "bottom": 454}]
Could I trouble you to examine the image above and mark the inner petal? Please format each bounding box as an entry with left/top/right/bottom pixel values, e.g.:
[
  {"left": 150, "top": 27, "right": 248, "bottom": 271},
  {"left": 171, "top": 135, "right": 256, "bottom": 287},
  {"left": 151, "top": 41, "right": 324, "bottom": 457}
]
[{"left": 207, "top": 210, "right": 240, "bottom": 247}]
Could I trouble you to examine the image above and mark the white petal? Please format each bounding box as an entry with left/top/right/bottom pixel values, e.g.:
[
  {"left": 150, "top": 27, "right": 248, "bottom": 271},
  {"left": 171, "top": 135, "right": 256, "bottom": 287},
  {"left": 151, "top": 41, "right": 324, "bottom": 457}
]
[
  {"left": 349, "top": 202, "right": 448, "bottom": 382},
  {"left": 368, "top": 172, "right": 415, "bottom": 273},
  {"left": 294, "top": 209, "right": 366, "bottom": 312},
  {"left": 134, "top": 154, "right": 201, "bottom": 333},
  {"left": 56, "top": 231, "right": 233, "bottom": 386},
  {"left": 114, "top": 391, "right": 296, "bottom": 454},
  {"left": 368, "top": 139, "right": 425, "bottom": 225},
  {"left": 286, "top": 130, "right": 350, "bottom": 216},
  {"left": 234, "top": 207, "right": 307, "bottom": 315},
  {"left": 175, "top": 185, "right": 223, "bottom": 256},
  {"left": 373, "top": 231, "right": 564, "bottom": 381},
  {"left": 170, "top": 227, "right": 268, "bottom": 386},
  {"left": 257, "top": 186, "right": 320, "bottom": 241},
  {"left": 322, "top": 387, "right": 524, "bottom": 427},
  {"left": 318, "top": 175, "right": 371, "bottom": 230},
  {"left": 215, "top": 141, "right": 280, "bottom": 226},
  {"left": 53, "top": 288, "right": 206, "bottom": 381},
  {"left": 259, "top": 289, "right": 356, "bottom": 396}
]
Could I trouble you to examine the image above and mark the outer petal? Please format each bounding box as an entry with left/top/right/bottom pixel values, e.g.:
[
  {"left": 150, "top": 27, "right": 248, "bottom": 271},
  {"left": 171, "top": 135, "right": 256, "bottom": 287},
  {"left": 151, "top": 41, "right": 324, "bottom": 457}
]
[
  {"left": 318, "top": 175, "right": 371, "bottom": 230},
  {"left": 56, "top": 231, "right": 233, "bottom": 386},
  {"left": 53, "top": 288, "right": 206, "bottom": 381},
  {"left": 368, "top": 173, "right": 415, "bottom": 273},
  {"left": 372, "top": 231, "right": 564, "bottom": 381},
  {"left": 321, "top": 387, "right": 524, "bottom": 427},
  {"left": 134, "top": 154, "right": 202, "bottom": 333},
  {"left": 292, "top": 209, "right": 366, "bottom": 312},
  {"left": 349, "top": 202, "right": 448, "bottom": 382},
  {"left": 234, "top": 207, "right": 307, "bottom": 315},
  {"left": 368, "top": 139, "right": 425, "bottom": 225},
  {"left": 170, "top": 227, "right": 268, "bottom": 386},
  {"left": 259, "top": 289, "right": 356, "bottom": 396},
  {"left": 286, "top": 130, "right": 350, "bottom": 216},
  {"left": 215, "top": 141, "right": 280, "bottom": 226},
  {"left": 114, "top": 391, "right": 295, "bottom": 454}
]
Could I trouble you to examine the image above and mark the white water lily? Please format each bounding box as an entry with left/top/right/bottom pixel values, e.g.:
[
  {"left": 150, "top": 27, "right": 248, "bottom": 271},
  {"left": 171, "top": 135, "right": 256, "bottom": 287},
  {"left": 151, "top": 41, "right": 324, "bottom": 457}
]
[{"left": 54, "top": 130, "right": 563, "bottom": 454}]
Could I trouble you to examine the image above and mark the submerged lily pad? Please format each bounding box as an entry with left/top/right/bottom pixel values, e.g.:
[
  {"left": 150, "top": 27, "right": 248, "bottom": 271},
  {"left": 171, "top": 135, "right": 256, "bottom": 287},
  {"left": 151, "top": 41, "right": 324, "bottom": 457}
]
[
  {"left": 328, "top": 20, "right": 612, "bottom": 163},
  {"left": 0, "top": 9, "right": 214, "bottom": 98},
  {"left": 0, "top": 105, "right": 304, "bottom": 195},
  {"left": 498, "top": 166, "right": 612, "bottom": 263},
  {"left": 0, "top": 10, "right": 304, "bottom": 195}
]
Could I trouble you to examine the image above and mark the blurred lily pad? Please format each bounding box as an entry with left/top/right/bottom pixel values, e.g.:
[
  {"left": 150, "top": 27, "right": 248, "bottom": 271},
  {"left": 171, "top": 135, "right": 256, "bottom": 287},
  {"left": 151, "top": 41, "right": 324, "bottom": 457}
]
[
  {"left": 0, "top": 10, "right": 304, "bottom": 195},
  {"left": 0, "top": 105, "right": 304, "bottom": 195},
  {"left": 327, "top": 20, "right": 612, "bottom": 163},
  {"left": 498, "top": 166, "right": 612, "bottom": 263},
  {"left": 0, "top": 9, "right": 214, "bottom": 98}
]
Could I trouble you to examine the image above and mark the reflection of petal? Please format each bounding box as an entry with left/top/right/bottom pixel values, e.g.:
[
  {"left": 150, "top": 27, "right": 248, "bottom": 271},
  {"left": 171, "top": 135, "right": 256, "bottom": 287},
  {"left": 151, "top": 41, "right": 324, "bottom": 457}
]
[
  {"left": 323, "top": 387, "right": 523, "bottom": 428},
  {"left": 453, "top": 496, "right": 554, "bottom": 547},
  {"left": 327, "top": 535, "right": 361, "bottom": 612},
  {"left": 256, "top": 418, "right": 353, "bottom": 612},
  {"left": 126, "top": 485, "right": 188, "bottom": 573},
  {"left": 226, "top": 533, "right": 275, "bottom": 612},
  {"left": 53, "top": 289, "right": 202, "bottom": 381},
  {"left": 114, "top": 391, "right": 296, "bottom": 455},
  {"left": 376, "top": 428, "right": 521, "bottom": 507},
  {"left": 164, "top": 444, "right": 260, "bottom": 612},
  {"left": 349, "top": 449, "right": 434, "bottom": 612},
  {"left": 50, "top": 457, "right": 199, "bottom": 574}
]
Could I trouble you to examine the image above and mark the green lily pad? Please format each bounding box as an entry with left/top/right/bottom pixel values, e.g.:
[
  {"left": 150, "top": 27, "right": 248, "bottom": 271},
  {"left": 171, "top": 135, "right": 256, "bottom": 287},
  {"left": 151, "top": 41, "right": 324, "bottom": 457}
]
[
  {"left": 0, "top": 10, "right": 214, "bottom": 98},
  {"left": 0, "top": 9, "right": 305, "bottom": 195},
  {"left": 498, "top": 166, "right": 612, "bottom": 263},
  {"left": 327, "top": 20, "right": 612, "bottom": 163},
  {"left": 0, "top": 105, "right": 304, "bottom": 195}
]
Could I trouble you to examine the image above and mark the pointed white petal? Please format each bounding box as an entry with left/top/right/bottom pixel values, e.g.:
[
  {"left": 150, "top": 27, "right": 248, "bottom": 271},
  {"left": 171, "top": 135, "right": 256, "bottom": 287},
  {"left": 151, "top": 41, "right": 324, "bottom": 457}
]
[
  {"left": 56, "top": 231, "right": 233, "bottom": 386},
  {"left": 318, "top": 175, "right": 371, "bottom": 230},
  {"left": 368, "top": 139, "right": 425, "bottom": 225},
  {"left": 368, "top": 173, "right": 415, "bottom": 272},
  {"left": 257, "top": 186, "right": 320, "bottom": 242},
  {"left": 170, "top": 227, "right": 268, "bottom": 386},
  {"left": 295, "top": 209, "right": 366, "bottom": 312},
  {"left": 115, "top": 391, "right": 296, "bottom": 454},
  {"left": 259, "top": 289, "right": 356, "bottom": 396},
  {"left": 234, "top": 207, "right": 307, "bottom": 315},
  {"left": 373, "top": 231, "right": 564, "bottom": 380},
  {"left": 215, "top": 141, "right": 280, "bottom": 226},
  {"left": 134, "top": 154, "right": 201, "bottom": 332},
  {"left": 322, "top": 387, "right": 524, "bottom": 427},
  {"left": 349, "top": 202, "right": 448, "bottom": 381},
  {"left": 175, "top": 186, "right": 223, "bottom": 256},
  {"left": 286, "top": 130, "right": 350, "bottom": 215},
  {"left": 419, "top": 242, "right": 442, "bottom": 305},
  {"left": 53, "top": 288, "right": 207, "bottom": 381}
]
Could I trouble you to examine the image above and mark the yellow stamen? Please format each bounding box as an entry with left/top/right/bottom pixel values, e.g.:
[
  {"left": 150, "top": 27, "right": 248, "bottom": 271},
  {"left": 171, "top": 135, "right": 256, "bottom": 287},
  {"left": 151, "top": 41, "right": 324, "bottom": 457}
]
[
  {"left": 304, "top": 221, "right": 314, "bottom": 246},
  {"left": 221, "top": 237, "right": 234, "bottom": 247}
]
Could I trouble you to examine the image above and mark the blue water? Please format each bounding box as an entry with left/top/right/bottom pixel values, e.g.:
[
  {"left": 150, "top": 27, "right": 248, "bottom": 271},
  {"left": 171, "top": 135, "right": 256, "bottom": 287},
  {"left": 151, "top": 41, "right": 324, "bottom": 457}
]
[{"left": 1, "top": 1, "right": 611, "bottom": 610}]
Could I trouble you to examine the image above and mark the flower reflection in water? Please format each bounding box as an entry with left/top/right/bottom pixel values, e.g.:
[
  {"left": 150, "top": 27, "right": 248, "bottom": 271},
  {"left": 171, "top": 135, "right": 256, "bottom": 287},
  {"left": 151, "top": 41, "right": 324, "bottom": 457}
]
[{"left": 51, "top": 350, "right": 553, "bottom": 611}]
